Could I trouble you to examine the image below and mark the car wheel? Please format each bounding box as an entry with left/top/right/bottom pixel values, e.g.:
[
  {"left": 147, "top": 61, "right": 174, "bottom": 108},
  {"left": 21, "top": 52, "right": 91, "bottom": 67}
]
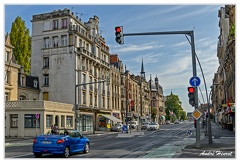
[
  {"left": 83, "top": 142, "right": 90, "bottom": 153},
  {"left": 63, "top": 146, "right": 70, "bottom": 158},
  {"left": 34, "top": 153, "right": 42, "bottom": 158}
]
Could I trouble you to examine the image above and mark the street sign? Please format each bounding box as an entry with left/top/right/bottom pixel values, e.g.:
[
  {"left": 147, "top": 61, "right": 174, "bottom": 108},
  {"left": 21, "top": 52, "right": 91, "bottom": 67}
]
[
  {"left": 122, "top": 125, "right": 127, "bottom": 132},
  {"left": 35, "top": 114, "right": 40, "bottom": 119},
  {"left": 189, "top": 76, "right": 201, "bottom": 87},
  {"left": 192, "top": 109, "right": 202, "bottom": 120}
]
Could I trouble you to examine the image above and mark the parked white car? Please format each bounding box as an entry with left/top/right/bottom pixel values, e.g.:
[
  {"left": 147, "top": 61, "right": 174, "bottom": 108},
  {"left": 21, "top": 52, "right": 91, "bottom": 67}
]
[{"left": 147, "top": 122, "right": 160, "bottom": 131}]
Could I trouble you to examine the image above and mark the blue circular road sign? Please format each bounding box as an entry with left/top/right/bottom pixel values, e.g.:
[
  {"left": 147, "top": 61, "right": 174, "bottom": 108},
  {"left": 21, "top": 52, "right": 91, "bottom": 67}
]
[
  {"left": 189, "top": 76, "right": 201, "bottom": 87},
  {"left": 122, "top": 125, "right": 127, "bottom": 132}
]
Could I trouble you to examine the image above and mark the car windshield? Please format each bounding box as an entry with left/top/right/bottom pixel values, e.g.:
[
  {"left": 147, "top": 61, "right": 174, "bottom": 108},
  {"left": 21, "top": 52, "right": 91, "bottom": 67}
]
[{"left": 45, "top": 129, "right": 74, "bottom": 135}]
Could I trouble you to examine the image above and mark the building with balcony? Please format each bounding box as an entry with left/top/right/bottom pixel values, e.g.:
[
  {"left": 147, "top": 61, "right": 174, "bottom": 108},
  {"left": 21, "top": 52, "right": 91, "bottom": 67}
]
[
  {"left": 5, "top": 100, "right": 74, "bottom": 137},
  {"left": 110, "top": 54, "right": 124, "bottom": 122},
  {"left": 31, "top": 8, "right": 114, "bottom": 133}
]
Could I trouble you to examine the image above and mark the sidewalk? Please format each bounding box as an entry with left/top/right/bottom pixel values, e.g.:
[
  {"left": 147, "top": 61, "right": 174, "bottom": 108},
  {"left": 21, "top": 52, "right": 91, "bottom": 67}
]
[{"left": 177, "top": 122, "right": 235, "bottom": 158}]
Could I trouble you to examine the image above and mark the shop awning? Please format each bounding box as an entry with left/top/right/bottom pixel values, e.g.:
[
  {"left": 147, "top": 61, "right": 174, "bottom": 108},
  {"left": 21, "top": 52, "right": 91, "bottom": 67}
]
[{"left": 102, "top": 115, "right": 122, "bottom": 123}]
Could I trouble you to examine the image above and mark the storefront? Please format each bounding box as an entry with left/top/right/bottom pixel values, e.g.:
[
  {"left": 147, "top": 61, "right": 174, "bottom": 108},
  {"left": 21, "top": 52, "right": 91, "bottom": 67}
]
[
  {"left": 97, "top": 113, "right": 122, "bottom": 131},
  {"left": 226, "top": 105, "right": 235, "bottom": 131},
  {"left": 77, "top": 113, "right": 94, "bottom": 133}
]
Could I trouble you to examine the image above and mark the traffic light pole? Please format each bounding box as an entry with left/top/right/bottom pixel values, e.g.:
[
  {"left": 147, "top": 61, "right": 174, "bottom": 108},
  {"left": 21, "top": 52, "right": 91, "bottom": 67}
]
[
  {"left": 190, "top": 32, "right": 201, "bottom": 148},
  {"left": 120, "top": 29, "right": 200, "bottom": 147}
]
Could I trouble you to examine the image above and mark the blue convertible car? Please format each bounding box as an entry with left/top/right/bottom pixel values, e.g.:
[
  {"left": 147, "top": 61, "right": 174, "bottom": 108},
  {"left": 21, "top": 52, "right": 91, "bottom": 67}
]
[{"left": 32, "top": 129, "right": 90, "bottom": 158}]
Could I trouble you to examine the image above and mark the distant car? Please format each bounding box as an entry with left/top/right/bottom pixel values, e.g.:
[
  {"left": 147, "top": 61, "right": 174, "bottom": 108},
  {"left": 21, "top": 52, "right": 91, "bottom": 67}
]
[
  {"left": 166, "top": 120, "right": 171, "bottom": 124},
  {"left": 174, "top": 120, "right": 180, "bottom": 124},
  {"left": 110, "top": 123, "right": 123, "bottom": 132},
  {"left": 141, "top": 122, "right": 150, "bottom": 130},
  {"left": 147, "top": 122, "right": 160, "bottom": 131},
  {"left": 129, "top": 121, "right": 138, "bottom": 129},
  {"left": 32, "top": 129, "right": 90, "bottom": 158}
]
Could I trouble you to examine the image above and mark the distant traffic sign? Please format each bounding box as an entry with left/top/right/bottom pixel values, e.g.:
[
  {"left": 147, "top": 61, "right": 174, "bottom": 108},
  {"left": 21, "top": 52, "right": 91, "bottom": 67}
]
[
  {"left": 189, "top": 76, "right": 201, "bottom": 87},
  {"left": 192, "top": 109, "right": 202, "bottom": 120}
]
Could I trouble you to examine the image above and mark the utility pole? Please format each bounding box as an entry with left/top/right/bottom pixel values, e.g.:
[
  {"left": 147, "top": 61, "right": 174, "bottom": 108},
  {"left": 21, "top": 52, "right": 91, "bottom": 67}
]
[{"left": 125, "top": 67, "right": 129, "bottom": 133}]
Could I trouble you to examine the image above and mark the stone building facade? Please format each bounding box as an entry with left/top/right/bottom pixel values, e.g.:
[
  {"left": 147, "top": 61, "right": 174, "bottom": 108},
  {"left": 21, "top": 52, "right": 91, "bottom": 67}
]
[
  {"left": 211, "top": 5, "right": 235, "bottom": 131},
  {"left": 5, "top": 33, "right": 21, "bottom": 101}
]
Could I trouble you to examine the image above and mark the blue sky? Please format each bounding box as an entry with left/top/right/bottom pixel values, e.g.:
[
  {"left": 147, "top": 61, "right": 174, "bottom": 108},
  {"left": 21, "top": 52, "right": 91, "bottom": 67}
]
[{"left": 2, "top": 1, "right": 236, "bottom": 114}]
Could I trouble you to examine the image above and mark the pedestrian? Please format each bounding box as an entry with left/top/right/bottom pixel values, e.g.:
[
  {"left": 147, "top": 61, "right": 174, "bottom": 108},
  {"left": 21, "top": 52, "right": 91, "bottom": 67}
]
[{"left": 51, "top": 124, "right": 54, "bottom": 134}]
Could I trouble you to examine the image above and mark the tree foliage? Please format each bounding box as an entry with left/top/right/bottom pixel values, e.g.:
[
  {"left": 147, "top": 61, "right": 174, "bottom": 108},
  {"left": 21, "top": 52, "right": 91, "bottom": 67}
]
[
  {"left": 165, "top": 93, "right": 186, "bottom": 122},
  {"left": 10, "top": 16, "right": 31, "bottom": 74}
]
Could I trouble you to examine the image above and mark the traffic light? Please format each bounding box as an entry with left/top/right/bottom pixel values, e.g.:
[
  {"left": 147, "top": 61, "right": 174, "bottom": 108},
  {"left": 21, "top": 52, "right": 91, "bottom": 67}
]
[
  {"left": 194, "top": 120, "right": 196, "bottom": 128},
  {"left": 115, "top": 26, "right": 123, "bottom": 44},
  {"left": 188, "top": 87, "right": 195, "bottom": 107}
]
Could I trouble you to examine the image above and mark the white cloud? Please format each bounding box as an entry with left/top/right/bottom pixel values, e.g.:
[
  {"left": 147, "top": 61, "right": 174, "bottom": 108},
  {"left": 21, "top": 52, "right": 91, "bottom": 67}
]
[{"left": 111, "top": 42, "right": 164, "bottom": 53}]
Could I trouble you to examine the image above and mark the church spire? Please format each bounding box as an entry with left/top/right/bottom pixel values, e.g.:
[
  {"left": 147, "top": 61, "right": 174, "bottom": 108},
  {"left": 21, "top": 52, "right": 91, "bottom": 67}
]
[{"left": 140, "top": 58, "right": 145, "bottom": 79}]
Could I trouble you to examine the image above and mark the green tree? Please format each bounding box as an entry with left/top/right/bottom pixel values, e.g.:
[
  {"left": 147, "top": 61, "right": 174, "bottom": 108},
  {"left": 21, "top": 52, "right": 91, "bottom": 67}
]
[
  {"left": 10, "top": 16, "right": 31, "bottom": 74},
  {"left": 165, "top": 92, "right": 185, "bottom": 122},
  {"left": 179, "top": 110, "right": 187, "bottom": 121}
]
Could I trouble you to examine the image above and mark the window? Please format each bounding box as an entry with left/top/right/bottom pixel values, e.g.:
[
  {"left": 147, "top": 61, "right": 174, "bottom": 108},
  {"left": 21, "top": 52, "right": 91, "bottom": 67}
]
[
  {"left": 46, "top": 115, "right": 53, "bottom": 127},
  {"left": 95, "top": 95, "right": 97, "bottom": 107},
  {"left": 66, "top": 116, "right": 73, "bottom": 127},
  {"left": 44, "top": 37, "right": 50, "bottom": 48},
  {"left": 53, "top": 36, "right": 58, "bottom": 47},
  {"left": 61, "top": 35, "right": 67, "bottom": 46},
  {"left": 82, "top": 74, "right": 86, "bottom": 84},
  {"left": 43, "top": 57, "right": 49, "bottom": 68},
  {"left": 24, "top": 114, "right": 40, "bottom": 128},
  {"left": 20, "top": 76, "right": 25, "bottom": 86},
  {"left": 82, "top": 92, "right": 86, "bottom": 104},
  {"left": 5, "top": 71, "right": 9, "bottom": 84},
  {"left": 43, "top": 92, "right": 49, "bottom": 101},
  {"left": 79, "top": 39, "right": 82, "bottom": 47},
  {"left": 5, "top": 51, "right": 9, "bottom": 62},
  {"left": 61, "top": 19, "right": 68, "bottom": 28},
  {"left": 43, "top": 74, "right": 49, "bottom": 86},
  {"left": 43, "top": 21, "right": 51, "bottom": 30},
  {"left": 86, "top": 43, "right": 89, "bottom": 51},
  {"left": 90, "top": 94, "right": 93, "bottom": 105},
  {"left": 10, "top": 114, "right": 18, "bottom": 128},
  {"left": 103, "top": 97, "right": 105, "bottom": 107},
  {"left": 5, "top": 92, "right": 9, "bottom": 101},
  {"left": 53, "top": 20, "right": 58, "bottom": 29}
]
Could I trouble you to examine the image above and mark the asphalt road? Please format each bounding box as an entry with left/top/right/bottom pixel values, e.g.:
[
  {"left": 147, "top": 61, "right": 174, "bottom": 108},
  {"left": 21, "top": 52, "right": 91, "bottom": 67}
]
[{"left": 5, "top": 122, "right": 194, "bottom": 158}]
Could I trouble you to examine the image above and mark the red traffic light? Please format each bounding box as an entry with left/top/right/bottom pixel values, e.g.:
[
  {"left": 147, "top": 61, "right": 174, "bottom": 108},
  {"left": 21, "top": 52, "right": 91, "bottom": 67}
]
[
  {"left": 188, "top": 87, "right": 195, "bottom": 93},
  {"left": 115, "top": 26, "right": 121, "bottom": 33}
]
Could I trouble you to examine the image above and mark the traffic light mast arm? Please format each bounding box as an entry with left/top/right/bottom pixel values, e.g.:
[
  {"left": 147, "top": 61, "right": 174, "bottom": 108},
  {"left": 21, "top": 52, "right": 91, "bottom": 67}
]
[{"left": 76, "top": 80, "right": 105, "bottom": 87}]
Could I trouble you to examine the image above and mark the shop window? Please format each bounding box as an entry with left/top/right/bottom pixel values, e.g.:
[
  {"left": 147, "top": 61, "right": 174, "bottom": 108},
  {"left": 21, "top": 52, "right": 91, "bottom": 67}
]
[
  {"left": 10, "top": 114, "right": 18, "bottom": 128},
  {"left": 46, "top": 115, "right": 53, "bottom": 127},
  {"left": 24, "top": 114, "right": 40, "bottom": 128},
  {"left": 66, "top": 116, "right": 73, "bottom": 127}
]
